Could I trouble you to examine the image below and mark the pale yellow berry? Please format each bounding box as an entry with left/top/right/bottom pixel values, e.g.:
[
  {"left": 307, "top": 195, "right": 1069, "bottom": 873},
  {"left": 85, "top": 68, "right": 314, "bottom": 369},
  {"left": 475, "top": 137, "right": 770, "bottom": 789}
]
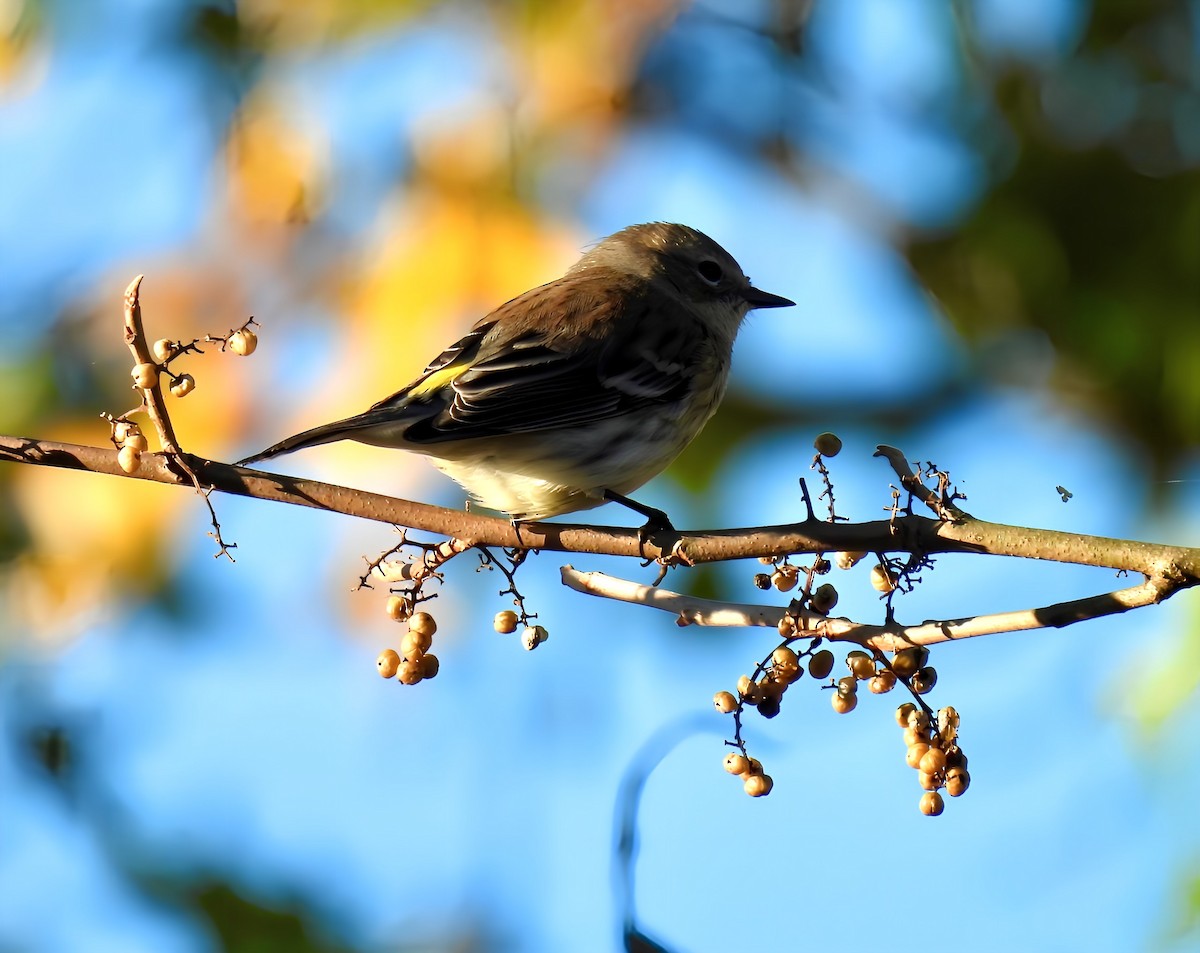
[
  {"left": 870, "top": 563, "right": 897, "bottom": 593},
  {"left": 907, "top": 708, "right": 931, "bottom": 731},
  {"left": 713, "top": 691, "right": 738, "bottom": 714},
  {"left": 919, "top": 791, "right": 945, "bottom": 816},
  {"left": 757, "top": 675, "right": 782, "bottom": 700},
  {"left": 384, "top": 595, "right": 410, "bottom": 622},
  {"left": 724, "top": 752, "right": 749, "bottom": 775},
  {"left": 831, "top": 690, "right": 858, "bottom": 714},
  {"left": 771, "top": 646, "right": 800, "bottom": 674},
  {"left": 869, "top": 671, "right": 897, "bottom": 694},
  {"left": 112, "top": 421, "right": 133, "bottom": 444},
  {"left": 117, "top": 445, "right": 141, "bottom": 474},
  {"left": 744, "top": 773, "right": 774, "bottom": 797},
  {"left": 151, "top": 339, "right": 175, "bottom": 363},
  {"left": 834, "top": 550, "right": 866, "bottom": 570},
  {"left": 903, "top": 725, "right": 931, "bottom": 747},
  {"left": 520, "top": 625, "right": 548, "bottom": 650},
  {"left": 919, "top": 747, "right": 947, "bottom": 775},
  {"left": 906, "top": 743, "right": 930, "bottom": 769},
  {"left": 419, "top": 653, "right": 440, "bottom": 679},
  {"left": 776, "top": 614, "right": 796, "bottom": 637},
  {"left": 745, "top": 757, "right": 764, "bottom": 777},
  {"left": 811, "top": 583, "right": 838, "bottom": 613},
  {"left": 397, "top": 659, "right": 424, "bottom": 685},
  {"left": 846, "top": 651, "right": 875, "bottom": 680},
  {"left": 912, "top": 666, "right": 938, "bottom": 695},
  {"left": 813, "top": 432, "right": 842, "bottom": 456},
  {"left": 400, "top": 630, "right": 430, "bottom": 659},
  {"left": 771, "top": 567, "right": 798, "bottom": 592},
  {"left": 891, "top": 647, "right": 925, "bottom": 679},
  {"left": 493, "top": 610, "right": 519, "bottom": 634},
  {"left": 945, "top": 766, "right": 970, "bottom": 797},
  {"left": 938, "top": 706, "right": 960, "bottom": 736},
  {"left": 376, "top": 649, "right": 400, "bottom": 679},
  {"left": 169, "top": 373, "right": 195, "bottom": 398},
  {"left": 808, "top": 649, "right": 835, "bottom": 679},
  {"left": 123, "top": 432, "right": 149, "bottom": 453},
  {"left": 408, "top": 611, "right": 437, "bottom": 637},
  {"left": 131, "top": 362, "right": 159, "bottom": 390},
  {"left": 895, "top": 702, "right": 917, "bottom": 727},
  {"left": 228, "top": 328, "right": 258, "bottom": 356},
  {"left": 736, "top": 674, "right": 754, "bottom": 698}
]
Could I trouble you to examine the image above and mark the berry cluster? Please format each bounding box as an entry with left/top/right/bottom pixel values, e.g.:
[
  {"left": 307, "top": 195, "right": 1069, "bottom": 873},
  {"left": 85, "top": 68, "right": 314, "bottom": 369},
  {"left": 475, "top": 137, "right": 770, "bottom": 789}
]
[
  {"left": 494, "top": 609, "right": 549, "bottom": 651},
  {"left": 709, "top": 433, "right": 970, "bottom": 813},
  {"left": 717, "top": 629, "right": 960, "bottom": 812},
  {"left": 896, "top": 702, "right": 969, "bottom": 815},
  {"left": 722, "top": 750, "right": 773, "bottom": 797},
  {"left": 110, "top": 322, "right": 259, "bottom": 473},
  {"left": 109, "top": 418, "right": 150, "bottom": 474},
  {"left": 377, "top": 607, "right": 441, "bottom": 685}
]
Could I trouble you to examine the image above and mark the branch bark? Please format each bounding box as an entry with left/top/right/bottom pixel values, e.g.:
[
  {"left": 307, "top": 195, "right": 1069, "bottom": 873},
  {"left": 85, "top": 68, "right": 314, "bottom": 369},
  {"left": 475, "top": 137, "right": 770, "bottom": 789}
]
[
  {"left": 2, "top": 434, "right": 1199, "bottom": 585},
  {"left": 560, "top": 566, "right": 1183, "bottom": 650}
]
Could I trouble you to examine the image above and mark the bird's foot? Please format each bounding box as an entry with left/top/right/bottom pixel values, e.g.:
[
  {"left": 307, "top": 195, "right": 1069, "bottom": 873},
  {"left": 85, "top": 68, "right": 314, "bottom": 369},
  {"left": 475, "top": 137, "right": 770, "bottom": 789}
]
[{"left": 602, "top": 489, "right": 676, "bottom": 555}]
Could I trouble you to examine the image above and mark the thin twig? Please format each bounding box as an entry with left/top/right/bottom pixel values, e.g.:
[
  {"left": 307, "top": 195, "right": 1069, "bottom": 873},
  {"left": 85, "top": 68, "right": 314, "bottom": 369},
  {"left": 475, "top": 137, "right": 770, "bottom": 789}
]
[
  {"left": 122, "top": 276, "right": 183, "bottom": 456},
  {"left": 355, "top": 531, "right": 411, "bottom": 591},
  {"left": 875, "top": 445, "right": 970, "bottom": 521},
  {"left": 477, "top": 546, "right": 535, "bottom": 623},
  {"left": 374, "top": 537, "right": 474, "bottom": 584},
  {"left": 558, "top": 566, "right": 1187, "bottom": 650}
]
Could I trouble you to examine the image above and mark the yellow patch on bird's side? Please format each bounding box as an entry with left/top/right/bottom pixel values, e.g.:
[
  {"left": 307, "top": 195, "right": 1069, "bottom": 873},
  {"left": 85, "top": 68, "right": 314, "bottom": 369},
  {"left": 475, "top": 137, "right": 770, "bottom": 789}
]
[{"left": 409, "top": 363, "right": 469, "bottom": 398}]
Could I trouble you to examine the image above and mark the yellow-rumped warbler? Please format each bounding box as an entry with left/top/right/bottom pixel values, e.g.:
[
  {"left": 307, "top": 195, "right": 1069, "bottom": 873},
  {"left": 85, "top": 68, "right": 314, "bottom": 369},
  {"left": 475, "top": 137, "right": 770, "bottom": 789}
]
[{"left": 239, "top": 222, "right": 793, "bottom": 527}]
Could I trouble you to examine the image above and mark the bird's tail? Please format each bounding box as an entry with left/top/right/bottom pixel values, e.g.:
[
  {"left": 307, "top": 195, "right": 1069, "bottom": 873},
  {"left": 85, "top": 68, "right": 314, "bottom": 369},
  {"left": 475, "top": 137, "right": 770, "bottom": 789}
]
[{"left": 236, "top": 410, "right": 397, "bottom": 467}]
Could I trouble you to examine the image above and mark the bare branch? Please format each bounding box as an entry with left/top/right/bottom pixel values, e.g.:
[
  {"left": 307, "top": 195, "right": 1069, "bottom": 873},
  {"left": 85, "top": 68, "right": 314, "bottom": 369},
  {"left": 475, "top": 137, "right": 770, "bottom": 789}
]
[
  {"left": 122, "top": 276, "right": 183, "bottom": 454},
  {"left": 373, "top": 538, "right": 474, "bottom": 584},
  {"left": 559, "top": 566, "right": 1189, "bottom": 650},
  {"left": 874, "top": 444, "right": 970, "bottom": 521},
  {"left": 2, "top": 434, "right": 1199, "bottom": 583}
]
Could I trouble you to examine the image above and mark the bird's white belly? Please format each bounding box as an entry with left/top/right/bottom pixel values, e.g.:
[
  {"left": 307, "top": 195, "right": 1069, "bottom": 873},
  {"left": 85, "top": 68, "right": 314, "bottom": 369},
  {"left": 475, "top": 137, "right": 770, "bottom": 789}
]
[{"left": 424, "top": 410, "right": 709, "bottom": 520}]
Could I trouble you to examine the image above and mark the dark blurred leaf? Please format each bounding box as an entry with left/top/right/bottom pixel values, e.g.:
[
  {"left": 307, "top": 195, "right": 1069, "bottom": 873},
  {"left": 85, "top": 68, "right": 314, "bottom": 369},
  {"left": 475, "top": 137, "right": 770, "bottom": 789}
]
[
  {"left": 909, "top": 5, "right": 1200, "bottom": 487},
  {"left": 190, "top": 882, "right": 346, "bottom": 953},
  {"left": 625, "top": 926, "right": 675, "bottom": 953}
]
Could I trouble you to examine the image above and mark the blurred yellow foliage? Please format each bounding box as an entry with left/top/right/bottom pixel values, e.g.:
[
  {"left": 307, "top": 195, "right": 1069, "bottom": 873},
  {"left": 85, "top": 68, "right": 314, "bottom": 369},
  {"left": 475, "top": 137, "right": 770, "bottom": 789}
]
[
  {"left": 225, "top": 92, "right": 329, "bottom": 228},
  {"left": 237, "top": 0, "right": 432, "bottom": 46},
  {"left": 411, "top": 94, "right": 514, "bottom": 189},
  {"left": 344, "top": 190, "right": 576, "bottom": 408},
  {"left": 505, "top": 0, "right": 677, "bottom": 133},
  {"left": 5, "top": 421, "right": 180, "bottom": 644},
  {"left": 0, "top": 0, "right": 43, "bottom": 92}
]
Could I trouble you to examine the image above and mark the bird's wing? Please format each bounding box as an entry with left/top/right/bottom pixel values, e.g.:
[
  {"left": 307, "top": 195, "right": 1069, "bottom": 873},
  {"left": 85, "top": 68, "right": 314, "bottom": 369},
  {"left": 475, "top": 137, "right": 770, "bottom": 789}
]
[{"left": 374, "top": 277, "right": 711, "bottom": 443}]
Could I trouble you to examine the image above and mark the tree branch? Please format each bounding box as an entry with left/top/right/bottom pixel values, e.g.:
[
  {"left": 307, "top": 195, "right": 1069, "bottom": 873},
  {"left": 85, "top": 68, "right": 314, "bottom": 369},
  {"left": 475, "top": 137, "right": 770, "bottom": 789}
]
[
  {"left": 560, "top": 566, "right": 1187, "bottom": 649},
  {"left": 122, "top": 275, "right": 184, "bottom": 454},
  {"left": 2, "top": 434, "right": 1199, "bottom": 584}
]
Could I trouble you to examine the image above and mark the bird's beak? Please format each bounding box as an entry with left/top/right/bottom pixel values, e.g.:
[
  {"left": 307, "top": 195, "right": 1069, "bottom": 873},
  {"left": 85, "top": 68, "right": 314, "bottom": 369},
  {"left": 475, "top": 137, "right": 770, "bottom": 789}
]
[{"left": 743, "top": 285, "right": 795, "bottom": 309}]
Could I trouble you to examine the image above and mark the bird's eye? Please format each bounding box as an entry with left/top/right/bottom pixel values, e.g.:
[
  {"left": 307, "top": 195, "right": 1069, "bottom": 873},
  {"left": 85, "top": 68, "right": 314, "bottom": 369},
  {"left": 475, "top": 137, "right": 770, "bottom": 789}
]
[{"left": 697, "top": 260, "right": 724, "bottom": 285}]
